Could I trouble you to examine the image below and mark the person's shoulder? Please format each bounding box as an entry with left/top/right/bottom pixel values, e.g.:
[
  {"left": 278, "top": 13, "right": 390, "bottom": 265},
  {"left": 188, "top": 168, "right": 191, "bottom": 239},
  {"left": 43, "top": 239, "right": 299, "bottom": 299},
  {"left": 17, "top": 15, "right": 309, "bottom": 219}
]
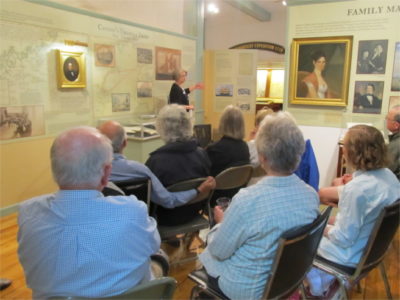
[{"left": 104, "top": 195, "right": 149, "bottom": 215}]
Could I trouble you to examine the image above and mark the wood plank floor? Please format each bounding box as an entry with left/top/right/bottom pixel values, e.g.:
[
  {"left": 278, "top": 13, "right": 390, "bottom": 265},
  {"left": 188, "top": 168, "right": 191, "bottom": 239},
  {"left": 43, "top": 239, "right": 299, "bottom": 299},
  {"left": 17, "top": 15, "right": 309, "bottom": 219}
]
[{"left": 1, "top": 213, "right": 399, "bottom": 299}]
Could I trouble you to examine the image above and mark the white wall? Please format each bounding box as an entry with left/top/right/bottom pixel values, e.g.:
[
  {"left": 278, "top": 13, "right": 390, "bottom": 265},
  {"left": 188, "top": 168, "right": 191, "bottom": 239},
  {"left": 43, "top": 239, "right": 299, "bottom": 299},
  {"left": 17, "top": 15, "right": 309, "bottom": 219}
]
[{"left": 205, "top": 2, "right": 287, "bottom": 64}]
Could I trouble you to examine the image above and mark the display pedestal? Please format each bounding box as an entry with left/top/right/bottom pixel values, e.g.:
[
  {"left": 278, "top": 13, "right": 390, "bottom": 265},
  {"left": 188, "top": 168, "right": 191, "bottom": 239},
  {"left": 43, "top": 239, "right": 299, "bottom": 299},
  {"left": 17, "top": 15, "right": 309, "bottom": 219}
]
[{"left": 125, "top": 137, "right": 163, "bottom": 164}]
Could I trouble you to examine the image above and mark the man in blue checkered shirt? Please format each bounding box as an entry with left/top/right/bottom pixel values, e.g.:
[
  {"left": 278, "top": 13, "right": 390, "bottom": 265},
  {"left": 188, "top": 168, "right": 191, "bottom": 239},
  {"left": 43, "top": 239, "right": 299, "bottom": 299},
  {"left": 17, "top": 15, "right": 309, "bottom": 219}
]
[{"left": 18, "top": 126, "right": 161, "bottom": 299}]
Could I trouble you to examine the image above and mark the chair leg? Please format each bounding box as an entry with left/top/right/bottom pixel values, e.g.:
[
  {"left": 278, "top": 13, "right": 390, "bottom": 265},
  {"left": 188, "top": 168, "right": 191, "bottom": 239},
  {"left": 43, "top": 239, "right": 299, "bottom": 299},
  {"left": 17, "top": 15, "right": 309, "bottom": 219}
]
[
  {"left": 356, "top": 282, "right": 362, "bottom": 293},
  {"left": 300, "top": 283, "right": 307, "bottom": 299},
  {"left": 336, "top": 278, "right": 349, "bottom": 300},
  {"left": 379, "top": 262, "right": 393, "bottom": 300}
]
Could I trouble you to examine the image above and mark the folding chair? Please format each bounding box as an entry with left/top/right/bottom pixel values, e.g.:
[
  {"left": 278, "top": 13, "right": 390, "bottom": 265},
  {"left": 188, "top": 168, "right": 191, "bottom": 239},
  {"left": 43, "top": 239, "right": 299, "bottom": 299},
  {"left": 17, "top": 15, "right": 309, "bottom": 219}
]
[
  {"left": 111, "top": 178, "right": 152, "bottom": 213},
  {"left": 193, "top": 124, "right": 212, "bottom": 148},
  {"left": 313, "top": 199, "right": 400, "bottom": 300},
  {"left": 188, "top": 207, "right": 332, "bottom": 300},
  {"left": 49, "top": 276, "right": 177, "bottom": 299}
]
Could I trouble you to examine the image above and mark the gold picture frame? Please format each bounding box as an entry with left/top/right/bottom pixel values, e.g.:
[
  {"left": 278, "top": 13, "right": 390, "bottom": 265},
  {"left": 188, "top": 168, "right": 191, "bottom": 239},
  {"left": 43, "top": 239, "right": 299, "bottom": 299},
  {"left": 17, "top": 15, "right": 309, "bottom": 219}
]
[
  {"left": 56, "top": 50, "right": 86, "bottom": 88},
  {"left": 289, "top": 36, "right": 352, "bottom": 107}
]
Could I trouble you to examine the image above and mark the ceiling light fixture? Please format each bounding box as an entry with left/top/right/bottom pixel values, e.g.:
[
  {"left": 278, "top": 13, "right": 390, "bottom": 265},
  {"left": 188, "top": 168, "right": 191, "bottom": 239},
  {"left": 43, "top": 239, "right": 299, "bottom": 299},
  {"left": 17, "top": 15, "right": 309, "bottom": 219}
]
[
  {"left": 282, "top": 1, "right": 287, "bottom": 6},
  {"left": 207, "top": 3, "right": 220, "bottom": 14}
]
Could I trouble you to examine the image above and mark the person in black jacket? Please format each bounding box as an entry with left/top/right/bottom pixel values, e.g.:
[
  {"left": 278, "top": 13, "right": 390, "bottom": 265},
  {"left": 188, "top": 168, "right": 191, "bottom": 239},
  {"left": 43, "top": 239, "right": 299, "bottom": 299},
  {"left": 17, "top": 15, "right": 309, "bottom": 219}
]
[
  {"left": 146, "top": 104, "right": 215, "bottom": 226},
  {"left": 168, "top": 69, "right": 203, "bottom": 110},
  {"left": 207, "top": 105, "right": 250, "bottom": 177}
]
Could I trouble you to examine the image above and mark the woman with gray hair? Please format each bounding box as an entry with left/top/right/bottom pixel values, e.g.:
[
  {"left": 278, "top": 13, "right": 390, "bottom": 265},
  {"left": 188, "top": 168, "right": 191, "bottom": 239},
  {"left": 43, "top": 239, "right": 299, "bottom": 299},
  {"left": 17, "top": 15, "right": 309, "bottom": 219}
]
[
  {"left": 146, "top": 104, "right": 212, "bottom": 226},
  {"left": 206, "top": 105, "right": 250, "bottom": 177},
  {"left": 168, "top": 69, "right": 203, "bottom": 109},
  {"left": 199, "top": 111, "right": 319, "bottom": 300}
]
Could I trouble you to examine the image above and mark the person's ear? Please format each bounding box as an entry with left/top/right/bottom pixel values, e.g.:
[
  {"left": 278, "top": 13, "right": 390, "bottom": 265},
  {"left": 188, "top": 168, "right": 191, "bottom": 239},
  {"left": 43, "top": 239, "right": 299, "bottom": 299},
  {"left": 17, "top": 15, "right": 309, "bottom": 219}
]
[
  {"left": 100, "top": 163, "right": 112, "bottom": 188},
  {"left": 122, "top": 138, "right": 127, "bottom": 150}
]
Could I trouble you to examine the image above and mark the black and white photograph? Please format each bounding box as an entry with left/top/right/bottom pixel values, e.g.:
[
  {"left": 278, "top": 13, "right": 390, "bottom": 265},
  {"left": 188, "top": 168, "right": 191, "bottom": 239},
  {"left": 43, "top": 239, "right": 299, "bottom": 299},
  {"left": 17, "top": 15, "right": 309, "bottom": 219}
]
[
  {"left": 391, "top": 42, "right": 400, "bottom": 91},
  {"left": 111, "top": 93, "right": 130, "bottom": 112},
  {"left": 237, "top": 88, "right": 250, "bottom": 96},
  {"left": 0, "top": 105, "right": 45, "bottom": 140},
  {"left": 353, "top": 81, "right": 384, "bottom": 114},
  {"left": 356, "top": 40, "right": 388, "bottom": 74},
  {"left": 137, "top": 48, "right": 152, "bottom": 64}
]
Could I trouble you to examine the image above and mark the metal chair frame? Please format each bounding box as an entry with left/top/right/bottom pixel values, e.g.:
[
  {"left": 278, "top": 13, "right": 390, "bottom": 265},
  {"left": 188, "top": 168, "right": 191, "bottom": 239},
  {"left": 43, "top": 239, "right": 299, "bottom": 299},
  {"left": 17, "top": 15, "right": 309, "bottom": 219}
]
[
  {"left": 313, "top": 199, "right": 400, "bottom": 300},
  {"left": 188, "top": 207, "right": 332, "bottom": 300}
]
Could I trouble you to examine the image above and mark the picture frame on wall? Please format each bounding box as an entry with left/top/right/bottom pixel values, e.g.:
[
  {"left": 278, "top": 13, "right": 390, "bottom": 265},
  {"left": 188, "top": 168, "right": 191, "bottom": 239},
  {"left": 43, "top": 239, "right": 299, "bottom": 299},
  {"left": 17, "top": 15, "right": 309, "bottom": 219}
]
[
  {"left": 94, "top": 44, "right": 115, "bottom": 67},
  {"left": 155, "top": 46, "right": 181, "bottom": 80},
  {"left": 56, "top": 50, "right": 86, "bottom": 88},
  {"left": 289, "top": 36, "right": 353, "bottom": 107},
  {"left": 356, "top": 39, "right": 388, "bottom": 74},
  {"left": 352, "top": 81, "right": 384, "bottom": 114},
  {"left": 391, "top": 42, "right": 400, "bottom": 91}
]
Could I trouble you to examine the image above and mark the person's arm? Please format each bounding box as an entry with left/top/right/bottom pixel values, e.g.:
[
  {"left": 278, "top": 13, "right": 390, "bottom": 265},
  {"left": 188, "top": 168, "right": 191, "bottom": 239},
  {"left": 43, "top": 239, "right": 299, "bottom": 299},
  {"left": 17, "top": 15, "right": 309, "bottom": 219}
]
[
  {"left": 187, "top": 82, "right": 204, "bottom": 93},
  {"left": 305, "top": 81, "right": 318, "bottom": 98},
  {"left": 318, "top": 186, "right": 339, "bottom": 207},
  {"left": 207, "top": 198, "right": 250, "bottom": 260},
  {"left": 325, "top": 185, "right": 367, "bottom": 248}
]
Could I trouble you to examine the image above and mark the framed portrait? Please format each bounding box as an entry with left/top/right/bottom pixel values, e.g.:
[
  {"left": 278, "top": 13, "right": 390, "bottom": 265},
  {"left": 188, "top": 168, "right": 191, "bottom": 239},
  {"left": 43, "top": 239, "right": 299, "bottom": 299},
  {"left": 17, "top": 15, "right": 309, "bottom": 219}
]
[
  {"left": 111, "top": 93, "right": 130, "bottom": 113},
  {"left": 94, "top": 44, "right": 115, "bottom": 67},
  {"left": 356, "top": 40, "right": 388, "bottom": 74},
  {"left": 391, "top": 42, "right": 400, "bottom": 91},
  {"left": 289, "top": 36, "right": 353, "bottom": 107},
  {"left": 56, "top": 50, "right": 86, "bottom": 88},
  {"left": 352, "top": 81, "right": 384, "bottom": 114},
  {"left": 155, "top": 47, "right": 181, "bottom": 80}
]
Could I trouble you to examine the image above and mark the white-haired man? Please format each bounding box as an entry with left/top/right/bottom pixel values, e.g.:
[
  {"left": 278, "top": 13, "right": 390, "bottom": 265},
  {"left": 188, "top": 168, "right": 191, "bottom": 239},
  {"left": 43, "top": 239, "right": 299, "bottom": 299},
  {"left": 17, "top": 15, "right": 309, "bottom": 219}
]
[
  {"left": 98, "top": 120, "right": 215, "bottom": 210},
  {"left": 18, "top": 127, "right": 160, "bottom": 299},
  {"left": 386, "top": 105, "right": 400, "bottom": 180}
]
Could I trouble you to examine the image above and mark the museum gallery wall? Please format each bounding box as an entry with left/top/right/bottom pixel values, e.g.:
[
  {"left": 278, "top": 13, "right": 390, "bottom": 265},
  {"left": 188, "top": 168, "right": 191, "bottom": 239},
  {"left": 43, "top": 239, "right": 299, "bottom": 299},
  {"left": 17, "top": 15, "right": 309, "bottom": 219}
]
[{"left": 0, "top": 0, "right": 198, "bottom": 210}]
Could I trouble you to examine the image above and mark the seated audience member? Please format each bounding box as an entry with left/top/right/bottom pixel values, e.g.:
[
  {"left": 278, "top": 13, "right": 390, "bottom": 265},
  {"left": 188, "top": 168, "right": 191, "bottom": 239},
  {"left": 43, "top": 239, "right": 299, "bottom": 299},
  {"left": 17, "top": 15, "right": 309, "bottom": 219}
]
[
  {"left": 386, "top": 105, "right": 400, "bottom": 180},
  {"left": 207, "top": 105, "right": 250, "bottom": 176},
  {"left": 307, "top": 125, "right": 400, "bottom": 296},
  {"left": 18, "top": 127, "right": 161, "bottom": 299},
  {"left": 98, "top": 120, "right": 215, "bottom": 210},
  {"left": 199, "top": 112, "right": 320, "bottom": 300},
  {"left": 247, "top": 108, "right": 273, "bottom": 167},
  {"left": 146, "top": 104, "right": 214, "bottom": 226}
]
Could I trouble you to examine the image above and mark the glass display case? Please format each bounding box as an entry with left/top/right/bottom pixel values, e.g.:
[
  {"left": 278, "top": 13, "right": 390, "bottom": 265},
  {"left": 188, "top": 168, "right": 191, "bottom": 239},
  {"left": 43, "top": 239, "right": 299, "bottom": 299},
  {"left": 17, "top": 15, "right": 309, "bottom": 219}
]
[{"left": 98, "top": 114, "right": 160, "bottom": 141}]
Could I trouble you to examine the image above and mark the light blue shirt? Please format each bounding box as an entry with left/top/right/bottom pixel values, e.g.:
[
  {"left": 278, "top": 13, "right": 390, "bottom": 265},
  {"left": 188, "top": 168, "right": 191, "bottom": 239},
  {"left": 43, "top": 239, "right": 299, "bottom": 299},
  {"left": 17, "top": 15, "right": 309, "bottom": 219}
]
[
  {"left": 200, "top": 175, "right": 319, "bottom": 300},
  {"left": 18, "top": 190, "right": 160, "bottom": 299},
  {"left": 318, "top": 168, "right": 400, "bottom": 266},
  {"left": 110, "top": 153, "right": 196, "bottom": 208}
]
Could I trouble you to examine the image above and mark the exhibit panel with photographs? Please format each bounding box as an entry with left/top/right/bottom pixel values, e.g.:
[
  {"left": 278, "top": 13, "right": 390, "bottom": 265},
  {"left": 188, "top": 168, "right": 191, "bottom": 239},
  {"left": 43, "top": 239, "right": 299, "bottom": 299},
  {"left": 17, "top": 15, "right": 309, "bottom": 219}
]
[
  {"left": 356, "top": 40, "right": 388, "bottom": 74},
  {"left": 353, "top": 81, "right": 384, "bottom": 114},
  {"left": 392, "top": 42, "right": 400, "bottom": 91},
  {"left": 289, "top": 36, "right": 353, "bottom": 107}
]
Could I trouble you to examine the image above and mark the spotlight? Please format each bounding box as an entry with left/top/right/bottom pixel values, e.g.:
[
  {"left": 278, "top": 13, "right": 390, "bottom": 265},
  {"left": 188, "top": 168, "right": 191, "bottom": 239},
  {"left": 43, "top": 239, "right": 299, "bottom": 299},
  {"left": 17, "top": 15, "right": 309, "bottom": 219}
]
[{"left": 207, "top": 3, "right": 220, "bottom": 14}]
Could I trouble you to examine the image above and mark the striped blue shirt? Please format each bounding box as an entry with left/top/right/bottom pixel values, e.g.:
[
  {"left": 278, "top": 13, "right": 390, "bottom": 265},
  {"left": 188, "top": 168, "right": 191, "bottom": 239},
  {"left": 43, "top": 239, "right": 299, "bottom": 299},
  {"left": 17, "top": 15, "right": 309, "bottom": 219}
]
[
  {"left": 18, "top": 190, "right": 160, "bottom": 299},
  {"left": 200, "top": 175, "right": 319, "bottom": 300}
]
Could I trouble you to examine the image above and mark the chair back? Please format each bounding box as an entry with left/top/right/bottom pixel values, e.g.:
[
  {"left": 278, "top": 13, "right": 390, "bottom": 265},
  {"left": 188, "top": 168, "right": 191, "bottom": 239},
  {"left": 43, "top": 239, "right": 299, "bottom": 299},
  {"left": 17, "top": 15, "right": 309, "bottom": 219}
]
[
  {"left": 353, "top": 199, "right": 400, "bottom": 278},
  {"left": 167, "top": 177, "right": 211, "bottom": 205},
  {"left": 193, "top": 124, "right": 212, "bottom": 148},
  {"left": 49, "top": 276, "right": 177, "bottom": 299},
  {"left": 112, "top": 178, "right": 152, "bottom": 212},
  {"left": 263, "top": 206, "right": 332, "bottom": 299},
  {"left": 215, "top": 164, "right": 253, "bottom": 190}
]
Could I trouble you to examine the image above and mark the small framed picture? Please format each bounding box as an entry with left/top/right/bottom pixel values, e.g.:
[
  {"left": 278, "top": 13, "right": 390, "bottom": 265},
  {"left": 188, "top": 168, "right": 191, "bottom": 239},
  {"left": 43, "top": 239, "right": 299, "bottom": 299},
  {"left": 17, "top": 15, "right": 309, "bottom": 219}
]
[{"left": 56, "top": 50, "right": 86, "bottom": 88}]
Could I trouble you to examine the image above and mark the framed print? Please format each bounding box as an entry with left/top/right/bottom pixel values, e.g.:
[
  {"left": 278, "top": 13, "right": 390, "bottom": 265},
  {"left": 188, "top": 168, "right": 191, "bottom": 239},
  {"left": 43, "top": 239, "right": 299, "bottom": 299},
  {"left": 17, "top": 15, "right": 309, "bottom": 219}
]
[
  {"left": 352, "top": 81, "right": 384, "bottom": 114},
  {"left": 56, "top": 50, "right": 86, "bottom": 88},
  {"left": 155, "top": 47, "right": 181, "bottom": 80},
  {"left": 289, "top": 36, "right": 352, "bottom": 107},
  {"left": 111, "top": 93, "right": 130, "bottom": 112},
  {"left": 94, "top": 44, "right": 115, "bottom": 67},
  {"left": 356, "top": 40, "right": 388, "bottom": 74},
  {"left": 391, "top": 42, "right": 400, "bottom": 91}
]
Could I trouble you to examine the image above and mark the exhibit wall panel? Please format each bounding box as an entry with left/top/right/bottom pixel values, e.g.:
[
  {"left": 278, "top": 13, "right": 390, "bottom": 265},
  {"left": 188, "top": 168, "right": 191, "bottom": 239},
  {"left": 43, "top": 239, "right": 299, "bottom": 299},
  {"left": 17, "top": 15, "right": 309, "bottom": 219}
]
[{"left": 0, "top": 0, "right": 198, "bottom": 211}]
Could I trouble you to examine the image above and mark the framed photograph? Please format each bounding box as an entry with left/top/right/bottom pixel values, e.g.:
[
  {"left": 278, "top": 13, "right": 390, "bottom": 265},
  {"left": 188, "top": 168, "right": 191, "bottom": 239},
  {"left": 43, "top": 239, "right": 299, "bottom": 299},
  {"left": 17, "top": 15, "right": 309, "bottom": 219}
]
[
  {"left": 111, "top": 93, "right": 130, "bottom": 113},
  {"left": 289, "top": 36, "right": 353, "bottom": 107},
  {"left": 391, "top": 42, "right": 400, "bottom": 91},
  {"left": 94, "top": 44, "right": 115, "bottom": 67},
  {"left": 56, "top": 50, "right": 86, "bottom": 88},
  {"left": 356, "top": 40, "right": 388, "bottom": 74},
  {"left": 0, "top": 105, "right": 45, "bottom": 140},
  {"left": 137, "top": 82, "right": 152, "bottom": 98},
  {"left": 137, "top": 48, "right": 153, "bottom": 64},
  {"left": 155, "top": 47, "right": 181, "bottom": 80},
  {"left": 352, "top": 81, "right": 384, "bottom": 114}
]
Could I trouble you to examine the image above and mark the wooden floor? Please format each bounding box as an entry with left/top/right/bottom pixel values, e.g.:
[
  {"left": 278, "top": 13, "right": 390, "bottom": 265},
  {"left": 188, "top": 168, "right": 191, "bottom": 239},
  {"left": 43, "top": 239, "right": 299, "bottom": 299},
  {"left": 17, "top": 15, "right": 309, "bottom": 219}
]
[{"left": 1, "top": 213, "right": 399, "bottom": 299}]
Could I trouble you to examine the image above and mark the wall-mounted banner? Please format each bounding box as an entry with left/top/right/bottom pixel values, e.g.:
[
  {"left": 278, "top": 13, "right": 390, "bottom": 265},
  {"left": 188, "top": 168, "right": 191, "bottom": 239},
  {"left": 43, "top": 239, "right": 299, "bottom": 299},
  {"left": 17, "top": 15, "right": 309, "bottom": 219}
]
[{"left": 229, "top": 42, "right": 285, "bottom": 54}]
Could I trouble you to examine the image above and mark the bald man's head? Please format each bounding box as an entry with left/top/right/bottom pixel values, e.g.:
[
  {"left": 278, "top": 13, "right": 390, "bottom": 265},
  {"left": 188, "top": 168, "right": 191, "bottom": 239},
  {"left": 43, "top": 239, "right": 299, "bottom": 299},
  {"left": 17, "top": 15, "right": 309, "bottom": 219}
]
[
  {"left": 51, "top": 126, "right": 113, "bottom": 189},
  {"left": 98, "top": 121, "right": 126, "bottom": 153}
]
